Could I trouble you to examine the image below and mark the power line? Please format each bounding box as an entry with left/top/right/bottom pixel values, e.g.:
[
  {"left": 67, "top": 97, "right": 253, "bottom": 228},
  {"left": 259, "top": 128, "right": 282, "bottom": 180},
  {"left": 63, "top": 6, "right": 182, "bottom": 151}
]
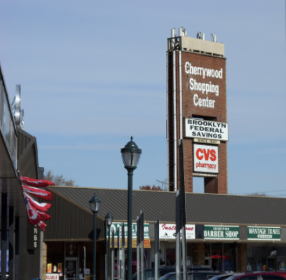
[{"left": 231, "top": 188, "right": 286, "bottom": 195}]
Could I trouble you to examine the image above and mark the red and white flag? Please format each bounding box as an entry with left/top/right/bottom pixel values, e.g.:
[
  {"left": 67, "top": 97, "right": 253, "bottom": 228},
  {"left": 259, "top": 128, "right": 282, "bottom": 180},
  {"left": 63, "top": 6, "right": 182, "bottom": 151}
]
[
  {"left": 35, "top": 210, "right": 51, "bottom": 221},
  {"left": 23, "top": 192, "right": 47, "bottom": 231},
  {"left": 20, "top": 176, "right": 55, "bottom": 188},
  {"left": 22, "top": 185, "right": 53, "bottom": 201},
  {"left": 25, "top": 193, "right": 51, "bottom": 212}
]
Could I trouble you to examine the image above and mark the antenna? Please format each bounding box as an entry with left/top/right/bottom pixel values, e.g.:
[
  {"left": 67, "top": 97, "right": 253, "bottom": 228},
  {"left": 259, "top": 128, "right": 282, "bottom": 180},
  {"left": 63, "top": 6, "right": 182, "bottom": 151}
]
[
  {"left": 171, "top": 28, "right": 176, "bottom": 38},
  {"left": 211, "top": 34, "right": 217, "bottom": 42},
  {"left": 197, "top": 32, "right": 205, "bottom": 40},
  {"left": 183, "top": 28, "right": 187, "bottom": 36},
  {"left": 178, "top": 27, "right": 187, "bottom": 37}
]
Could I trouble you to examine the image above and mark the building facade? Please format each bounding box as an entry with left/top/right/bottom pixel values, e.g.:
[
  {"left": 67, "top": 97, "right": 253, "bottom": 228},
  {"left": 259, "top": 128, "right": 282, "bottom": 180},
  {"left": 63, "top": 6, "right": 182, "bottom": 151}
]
[
  {"left": 0, "top": 64, "right": 43, "bottom": 280},
  {"left": 167, "top": 29, "right": 228, "bottom": 193},
  {"left": 43, "top": 186, "right": 286, "bottom": 280}
]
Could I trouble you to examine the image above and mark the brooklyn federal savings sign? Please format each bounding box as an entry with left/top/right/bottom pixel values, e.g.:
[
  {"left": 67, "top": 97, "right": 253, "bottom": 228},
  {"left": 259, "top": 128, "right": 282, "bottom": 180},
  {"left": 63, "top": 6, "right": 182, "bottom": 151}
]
[{"left": 185, "top": 118, "right": 229, "bottom": 141}]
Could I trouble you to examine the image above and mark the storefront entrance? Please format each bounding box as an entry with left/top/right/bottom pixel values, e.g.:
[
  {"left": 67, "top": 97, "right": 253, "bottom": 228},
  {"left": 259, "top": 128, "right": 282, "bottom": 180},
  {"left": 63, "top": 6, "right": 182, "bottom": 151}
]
[
  {"left": 205, "top": 243, "right": 237, "bottom": 271},
  {"left": 65, "top": 258, "right": 79, "bottom": 280}
]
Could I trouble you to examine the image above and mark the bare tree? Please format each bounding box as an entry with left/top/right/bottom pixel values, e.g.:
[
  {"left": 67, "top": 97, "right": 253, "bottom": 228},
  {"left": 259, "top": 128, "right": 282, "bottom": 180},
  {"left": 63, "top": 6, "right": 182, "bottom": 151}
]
[
  {"left": 250, "top": 193, "right": 267, "bottom": 197},
  {"left": 139, "top": 184, "right": 164, "bottom": 191},
  {"left": 44, "top": 170, "right": 76, "bottom": 186}
]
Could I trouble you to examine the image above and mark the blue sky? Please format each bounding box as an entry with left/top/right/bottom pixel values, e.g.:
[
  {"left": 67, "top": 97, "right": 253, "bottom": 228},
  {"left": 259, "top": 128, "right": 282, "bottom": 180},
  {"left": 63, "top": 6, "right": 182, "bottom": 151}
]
[{"left": 0, "top": 0, "right": 285, "bottom": 195}]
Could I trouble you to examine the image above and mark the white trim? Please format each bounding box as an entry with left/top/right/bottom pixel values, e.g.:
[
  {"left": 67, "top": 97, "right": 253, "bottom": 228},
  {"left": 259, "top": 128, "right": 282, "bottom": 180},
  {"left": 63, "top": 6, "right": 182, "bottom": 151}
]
[
  {"left": 173, "top": 51, "right": 177, "bottom": 191},
  {"left": 179, "top": 51, "right": 183, "bottom": 140}
]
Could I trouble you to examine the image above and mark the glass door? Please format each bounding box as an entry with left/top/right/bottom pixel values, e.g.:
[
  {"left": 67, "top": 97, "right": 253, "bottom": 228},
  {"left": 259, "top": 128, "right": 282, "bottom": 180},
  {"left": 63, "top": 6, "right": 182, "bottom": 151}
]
[{"left": 65, "top": 257, "right": 79, "bottom": 280}]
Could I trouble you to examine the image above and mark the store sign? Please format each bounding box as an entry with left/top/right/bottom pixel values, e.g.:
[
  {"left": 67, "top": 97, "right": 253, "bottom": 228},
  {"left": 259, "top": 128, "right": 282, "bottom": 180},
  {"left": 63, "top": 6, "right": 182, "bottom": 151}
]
[
  {"left": 204, "top": 225, "right": 239, "bottom": 240},
  {"left": 247, "top": 226, "right": 281, "bottom": 240},
  {"left": 194, "top": 138, "right": 220, "bottom": 145},
  {"left": 46, "top": 274, "right": 59, "bottom": 280},
  {"left": 27, "top": 224, "right": 39, "bottom": 250},
  {"left": 110, "top": 238, "right": 151, "bottom": 248},
  {"left": 193, "top": 144, "right": 218, "bottom": 173},
  {"left": 109, "top": 223, "right": 149, "bottom": 239},
  {"left": 159, "top": 224, "right": 195, "bottom": 239},
  {"left": 185, "top": 118, "right": 228, "bottom": 141},
  {"left": 185, "top": 61, "right": 224, "bottom": 110},
  {"left": 66, "top": 242, "right": 78, "bottom": 257}
]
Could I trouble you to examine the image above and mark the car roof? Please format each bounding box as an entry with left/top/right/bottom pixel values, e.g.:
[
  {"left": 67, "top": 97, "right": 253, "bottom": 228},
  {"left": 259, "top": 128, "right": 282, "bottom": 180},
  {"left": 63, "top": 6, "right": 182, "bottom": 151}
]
[
  {"left": 235, "top": 272, "right": 286, "bottom": 279},
  {"left": 164, "top": 271, "right": 220, "bottom": 275}
]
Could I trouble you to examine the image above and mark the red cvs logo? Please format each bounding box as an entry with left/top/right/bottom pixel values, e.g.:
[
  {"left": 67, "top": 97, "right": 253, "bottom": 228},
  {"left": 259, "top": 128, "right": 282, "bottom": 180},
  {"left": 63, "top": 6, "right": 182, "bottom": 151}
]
[{"left": 196, "top": 148, "right": 216, "bottom": 161}]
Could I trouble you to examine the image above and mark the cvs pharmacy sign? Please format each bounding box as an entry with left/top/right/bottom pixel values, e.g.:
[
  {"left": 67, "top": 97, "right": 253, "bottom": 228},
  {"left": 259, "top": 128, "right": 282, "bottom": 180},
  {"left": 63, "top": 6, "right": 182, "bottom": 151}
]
[{"left": 193, "top": 144, "right": 218, "bottom": 174}]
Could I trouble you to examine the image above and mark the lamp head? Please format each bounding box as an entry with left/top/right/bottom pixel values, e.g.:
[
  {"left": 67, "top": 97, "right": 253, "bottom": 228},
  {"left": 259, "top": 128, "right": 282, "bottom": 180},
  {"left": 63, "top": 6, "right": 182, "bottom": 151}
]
[
  {"left": 121, "top": 136, "right": 142, "bottom": 169},
  {"left": 105, "top": 212, "right": 114, "bottom": 227},
  {"left": 89, "top": 193, "right": 101, "bottom": 214}
]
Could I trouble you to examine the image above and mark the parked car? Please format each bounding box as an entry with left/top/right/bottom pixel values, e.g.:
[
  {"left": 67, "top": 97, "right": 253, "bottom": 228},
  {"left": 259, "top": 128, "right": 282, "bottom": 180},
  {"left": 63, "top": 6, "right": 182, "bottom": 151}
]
[
  {"left": 132, "top": 267, "right": 176, "bottom": 280},
  {"left": 226, "top": 272, "right": 286, "bottom": 280},
  {"left": 209, "top": 274, "right": 243, "bottom": 280},
  {"left": 188, "top": 266, "right": 214, "bottom": 271},
  {"left": 159, "top": 270, "right": 222, "bottom": 280},
  {"left": 132, "top": 265, "right": 216, "bottom": 280}
]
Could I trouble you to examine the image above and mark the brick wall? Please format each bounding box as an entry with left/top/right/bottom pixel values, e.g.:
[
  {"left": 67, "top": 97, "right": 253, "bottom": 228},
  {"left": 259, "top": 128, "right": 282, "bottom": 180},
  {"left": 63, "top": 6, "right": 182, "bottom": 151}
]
[
  {"left": 168, "top": 51, "right": 227, "bottom": 194},
  {"left": 237, "top": 243, "right": 247, "bottom": 272},
  {"left": 42, "top": 242, "right": 47, "bottom": 280},
  {"left": 191, "top": 243, "right": 205, "bottom": 265}
]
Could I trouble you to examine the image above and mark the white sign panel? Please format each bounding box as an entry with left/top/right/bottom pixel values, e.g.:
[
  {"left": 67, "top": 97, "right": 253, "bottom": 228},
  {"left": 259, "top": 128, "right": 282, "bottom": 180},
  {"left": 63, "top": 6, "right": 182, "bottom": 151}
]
[
  {"left": 193, "top": 144, "right": 218, "bottom": 173},
  {"left": 46, "top": 274, "right": 59, "bottom": 280},
  {"left": 185, "top": 118, "right": 228, "bottom": 141},
  {"left": 159, "top": 224, "right": 195, "bottom": 239}
]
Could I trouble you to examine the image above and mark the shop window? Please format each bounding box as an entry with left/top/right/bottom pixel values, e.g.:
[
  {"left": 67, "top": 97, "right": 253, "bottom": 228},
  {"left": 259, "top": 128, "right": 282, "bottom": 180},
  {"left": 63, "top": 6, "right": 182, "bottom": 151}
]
[
  {"left": 246, "top": 243, "right": 286, "bottom": 271},
  {"left": 166, "top": 248, "right": 176, "bottom": 266},
  {"left": 205, "top": 243, "right": 211, "bottom": 266},
  {"left": 211, "top": 243, "right": 222, "bottom": 271},
  {"left": 47, "top": 242, "right": 64, "bottom": 278},
  {"left": 224, "top": 243, "right": 236, "bottom": 272}
]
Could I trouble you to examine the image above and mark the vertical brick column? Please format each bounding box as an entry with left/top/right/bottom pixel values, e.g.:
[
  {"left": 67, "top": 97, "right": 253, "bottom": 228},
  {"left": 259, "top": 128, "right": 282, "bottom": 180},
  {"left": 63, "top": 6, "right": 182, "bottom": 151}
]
[
  {"left": 42, "top": 242, "right": 47, "bottom": 280},
  {"left": 204, "top": 177, "right": 218, "bottom": 193},
  {"left": 192, "top": 243, "right": 205, "bottom": 265},
  {"left": 167, "top": 50, "right": 228, "bottom": 194},
  {"left": 237, "top": 243, "right": 247, "bottom": 272}
]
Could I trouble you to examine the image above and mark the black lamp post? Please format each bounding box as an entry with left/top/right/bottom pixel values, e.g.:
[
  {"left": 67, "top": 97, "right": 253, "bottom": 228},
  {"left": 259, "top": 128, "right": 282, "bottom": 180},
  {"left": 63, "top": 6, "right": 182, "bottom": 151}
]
[
  {"left": 89, "top": 193, "right": 102, "bottom": 280},
  {"left": 105, "top": 212, "right": 114, "bottom": 280},
  {"left": 121, "top": 136, "right": 142, "bottom": 280}
]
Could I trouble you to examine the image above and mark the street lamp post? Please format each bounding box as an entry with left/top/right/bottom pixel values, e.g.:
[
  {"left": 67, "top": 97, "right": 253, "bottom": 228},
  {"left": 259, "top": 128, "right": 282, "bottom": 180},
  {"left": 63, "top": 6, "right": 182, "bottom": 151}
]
[
  {"left": 105, "top": 212, "right": 114, "bottom": 280},
  {"left": 121, "top": 136, "right": 142, "bottom": 280},
  {"left": 89, "top": 193, "right": 102, "bottom": 280}
]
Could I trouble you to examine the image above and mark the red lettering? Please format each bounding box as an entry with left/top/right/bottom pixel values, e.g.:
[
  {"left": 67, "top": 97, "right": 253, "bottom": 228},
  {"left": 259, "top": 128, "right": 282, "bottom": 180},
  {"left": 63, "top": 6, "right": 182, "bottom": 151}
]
[
  {"left": 210, "top": 149, "right": 216, "bottom": 161},
  {"left": 196, "top": 148, "right": 203, "bottom": 160},
  {"left": 203, "top": 149, "right": 210, "bottom": 160},
  {"left": 162, "top": 224, "right": 176, "bottom": 230}
]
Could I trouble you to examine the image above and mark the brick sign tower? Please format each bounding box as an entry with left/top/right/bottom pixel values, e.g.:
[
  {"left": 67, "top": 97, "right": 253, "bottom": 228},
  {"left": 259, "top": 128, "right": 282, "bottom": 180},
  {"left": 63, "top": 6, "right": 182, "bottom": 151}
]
[{"left": 167, "top": 28, "right": 228, "bottom": 194}]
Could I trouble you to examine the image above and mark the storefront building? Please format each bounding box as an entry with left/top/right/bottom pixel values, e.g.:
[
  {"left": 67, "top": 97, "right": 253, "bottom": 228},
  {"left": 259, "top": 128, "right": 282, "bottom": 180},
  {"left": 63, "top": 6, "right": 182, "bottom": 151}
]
[
  {"left": 43, "top": 186, "right": 286, "bottom": 280},
  {"left": 0, "top": 63, "right": 44, "bottom": 280}
]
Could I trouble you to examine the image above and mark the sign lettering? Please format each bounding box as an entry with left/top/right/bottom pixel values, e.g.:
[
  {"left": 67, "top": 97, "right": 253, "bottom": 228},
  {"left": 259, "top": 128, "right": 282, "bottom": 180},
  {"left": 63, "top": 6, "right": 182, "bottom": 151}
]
[
  {"left": 185, "top": 62, "right": 223, "bottom": 109},
  {"left": 204, "top": 225, "right": 239, "bottom": 240},
  {"left": 247, "top": 226, "right": 281, "bottom": 240},
  {"left": 193, "top": 144, "right": 218, "bottom": 173},
  {"left": 185, "top": 118, "right": 228, "bottom": 141},
  {"left": 109, "top": 223, "right": 149, "bottom": 239},
  {"left": 159, "top": 223, "right": 195, "bottom": 239}
]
